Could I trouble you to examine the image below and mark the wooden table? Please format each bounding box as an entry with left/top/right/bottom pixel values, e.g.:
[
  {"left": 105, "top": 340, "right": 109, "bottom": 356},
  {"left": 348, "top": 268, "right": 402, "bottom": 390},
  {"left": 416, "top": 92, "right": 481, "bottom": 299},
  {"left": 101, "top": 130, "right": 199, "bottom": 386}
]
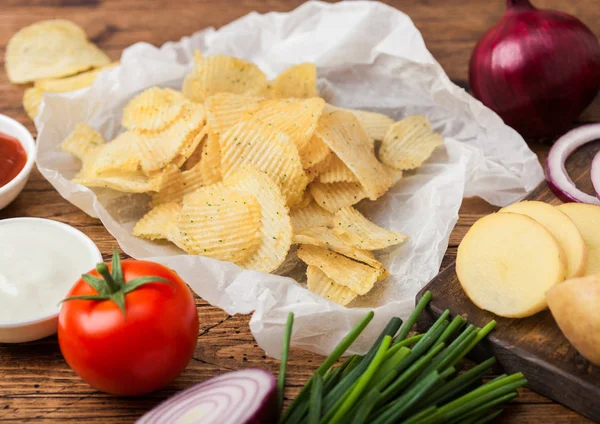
[{"left": 0, "top": 0, "right": 597, "bottom": 422}]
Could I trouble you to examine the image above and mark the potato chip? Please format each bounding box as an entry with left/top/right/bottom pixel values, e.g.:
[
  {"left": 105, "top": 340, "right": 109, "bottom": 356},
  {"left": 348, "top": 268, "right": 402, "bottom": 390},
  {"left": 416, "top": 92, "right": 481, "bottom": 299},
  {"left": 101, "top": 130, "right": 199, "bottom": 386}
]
[
  {"left": 133, "top": 202, "right": 183, "bottom": 248},
  {"left": 73, "top": 173, "right": 161, "bottom": 193},
  {"left": 182, "top": 55, "right": 267, "bottom": 102},
  {"left": 294, "top": 226, "right": 381, "bottom": 269},
  {"left": 224, "top": 166, "right": 293, "bottom": 272},
  {"left": 60, "top": 123, "right": 104, "bottom": 161},
  {"left": 305, "top": 152, "right": 332, "bottom": 182},
  {"left": 242, "top": 97, "right": 325, "bottom": 151},
  {"left": 316, "top": 111, "right": 391, "bottom": 200},
  {"left": 23, "top": 88, "right": 42, "bottom": 120},
  {"left": 324, "top": 104, "right": 394, "bottom": 141},
  {"left": 152, "top": 161, "right": 207, "bottom": 206},
  {"left": 92, "top": 131, "right": 141, "bottom": 175},
  {"left": 299, "top": 133, "right": 331, "bottom": 169},
  {"left": 34, "top": 62, "right": 118, "bottom": 92},
  {"left": 309, "top": 181, "right": 367, "bottom": 213},
  {"left": 181, "top": 134, "right": 205, "bottom": 171},
  {"left": 219, "top": 118, "right": 308, "bottom": 206},
  {"left": 297, "top": 190, "right": 313, "bottom": 209},
  {"left": 333, "top": 206, "right": 409, "bottom": 250},
  {"left": 193, "top": 50, "right": 204, "bottom": 65},
  {"left": 177, "top": 185, "right": 262, "bottom": 263},
  {"left": 318, "top": 155, "right": 358, "bottom": 183},
  {"left": 291, "top": 201, "right": 334, "bottom": 232},
  {"left": 271, "top": 63, "right": 319, "bottom": 99},
  {"left": 306, "top": 266, "right": 358, "bottom": 306},
  {"left": 136, "top": 102, "right": 206, "bottom": 174},
  {"left": 204, "top": 92, "right": 262, "bottom": 135},
  {"left": 122, "top": 87, "right": 187, "bottom": 131},
  {"left": 297, "top": 245, "right": 383, "bottom": 295},
  {"left": 199, "top": 131, "right": 222, "bottom": 184},
  {"left": 6, "top": 19, "right": 110, "bottom": 84},
  {"left": 380, "top": 115, "right": 444, "bottom": 170},
  {"left": 172, "top": 126, "right": 208, "bottom": 168}
]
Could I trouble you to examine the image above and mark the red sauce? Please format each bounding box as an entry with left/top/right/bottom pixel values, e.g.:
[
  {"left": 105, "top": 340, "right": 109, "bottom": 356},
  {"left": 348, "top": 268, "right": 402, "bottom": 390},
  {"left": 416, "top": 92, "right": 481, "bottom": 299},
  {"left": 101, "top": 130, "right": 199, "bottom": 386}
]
[{"left": 0, "top": 132, "right": 27, "bottom": 188}]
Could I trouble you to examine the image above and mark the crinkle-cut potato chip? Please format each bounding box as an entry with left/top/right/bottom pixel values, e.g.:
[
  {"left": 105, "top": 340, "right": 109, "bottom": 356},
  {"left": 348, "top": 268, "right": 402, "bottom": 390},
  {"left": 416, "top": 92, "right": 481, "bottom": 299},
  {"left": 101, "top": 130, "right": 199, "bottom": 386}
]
[
  {"left": 133, "top": 202, "right": 184, "bottom": 248},
  {"left": 23, "top": 88, "right": 42, "bottom": 120},
  {"left": 291, "top": 201, "right": 334, "bottom": 232},
  {"left": 316, "top": 111, "right": 391, "bottom": 200},
  {"left": 297, "top": 190, "right": 313, "bottom": 209},
  {"left": 299, "top": 133, "right": 331, "bottom": 169},
  {"left": 122, "top": 87, "right": 187, "bottom": 131},
  {"left": 6, "top": 19, "right": 110, "bottom": 84},
  {"left": 297, "top": 245, "right": 383, "bottom": 295},
  {"left": 73, "top": 173, "right": 161, "bottom": 193},
  {"left": 270, "top": 63, "right": 319, "bottom": 99},
  {"left": 182, "top": 55, "right": 267, "bottom": 103},
  {"left": 92, "top": 131, "right": 141, "bottom": 175},
  {"left": 380, "top": 115, "right": 444, "bottom": 170},
  {"left": 177, "top": 185, "right": 262, "bottom": 263},
  {"left": 152, "top": 161, "right": 206, "bottom": 206},
  {"left": 386, "top": 166, "right": 404, "bottom": 185},
  {"left": 219, "top": 118, "right": 308, "bottom": 207},
  {"left": 309, "top": 181, "right": 367, "bottom": 213},
  {"left": 60, "top": 123, "right": 104, "bottom": 161},
  {"left": 306, "top": 266, "right": 358, "bottom": 306},
  {"left": 199, "top": 131, "right": 222, "bottom": 184},
  {"left": 318, "top": 155, "right": 358, "bottom": 184},
  {"left": 182, "top": 134, "right": 205, "bottom": 171},
  {"left": 34, "top": 62, "right": 118, "bottom": 92},
  {"left": 204, "top": 93, "right": 262, "bottom": 135},
  {"left": 242, "top": 97, "right": 325, "bottom": 152},
  {"left": 193, "top": 50, "right": 204, "bottom": 65},
  {"left": 172, "top": 126, "right": 208, "bottom": 168},
  {"left": 324, "top": 104, "right": 393, "bottom": 141},
  {"left": 294, "top": 226, "right": 382, "bottom": 269},
  {"left": 136, "top": 102, "right": 206, "bottom": 174},
  {"left": 305, "top": 152, "right": 332, "bottom": 182},
  {"left": 224, "top": 166, "right": 293, "bottom": 273},
  {"left": 333, "top": 206, "right": 409, "bottom": 250}
]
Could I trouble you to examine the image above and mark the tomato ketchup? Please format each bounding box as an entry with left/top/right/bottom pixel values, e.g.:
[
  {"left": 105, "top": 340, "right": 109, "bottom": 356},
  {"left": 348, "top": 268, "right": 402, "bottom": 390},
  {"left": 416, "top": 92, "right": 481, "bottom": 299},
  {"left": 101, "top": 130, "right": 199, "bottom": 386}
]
[{"left": 0, "top": 132, "right": 27, "bottom": 188}]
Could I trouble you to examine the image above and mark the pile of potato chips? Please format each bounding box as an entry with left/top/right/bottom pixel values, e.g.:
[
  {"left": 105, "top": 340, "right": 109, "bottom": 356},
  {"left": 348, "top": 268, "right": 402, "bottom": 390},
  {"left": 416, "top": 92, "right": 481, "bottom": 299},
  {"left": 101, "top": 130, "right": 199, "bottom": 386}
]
[
  {"left": 55, "top": 50, "right": 444, "bottom": 306},
  {"left": 4, "top": 19, "right": 117, "bottom": 120}
]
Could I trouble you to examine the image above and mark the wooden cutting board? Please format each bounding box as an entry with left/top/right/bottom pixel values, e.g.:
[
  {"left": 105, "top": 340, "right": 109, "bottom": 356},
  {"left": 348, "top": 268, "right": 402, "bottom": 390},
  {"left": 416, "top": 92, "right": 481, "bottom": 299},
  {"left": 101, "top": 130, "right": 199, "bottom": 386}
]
[{"left": 416, "top": 140, "right": 600, "bottom": 422}]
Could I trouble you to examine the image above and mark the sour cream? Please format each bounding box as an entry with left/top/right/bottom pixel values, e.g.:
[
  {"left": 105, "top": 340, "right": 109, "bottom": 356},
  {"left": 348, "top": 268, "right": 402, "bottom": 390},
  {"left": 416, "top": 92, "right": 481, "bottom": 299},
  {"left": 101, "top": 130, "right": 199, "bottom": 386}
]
[{"left": 0, "top": 218, "right": 102, "bottom": 324}]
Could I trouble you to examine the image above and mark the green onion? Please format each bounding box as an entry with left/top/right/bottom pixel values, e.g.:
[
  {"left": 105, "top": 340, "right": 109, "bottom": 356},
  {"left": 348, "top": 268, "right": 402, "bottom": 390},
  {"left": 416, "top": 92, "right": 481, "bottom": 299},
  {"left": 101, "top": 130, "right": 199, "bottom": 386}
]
[
  {"left": 278, "top": 312, "right": 294, "bottom": 411},
  {"left": 394, "top": 291, "right": 432, "bottom": 343},
  {"left": 349, "top": 388, "right": 381, "bottom": 424},
  {"left": 308, "top": 374, "right": 323, "bottom": 424},
  {"left": 447, "top": 392, "right": 516, "bottom": 424},
  {"left": 449, "top": 320, "right": 496, "bottom": 367}
]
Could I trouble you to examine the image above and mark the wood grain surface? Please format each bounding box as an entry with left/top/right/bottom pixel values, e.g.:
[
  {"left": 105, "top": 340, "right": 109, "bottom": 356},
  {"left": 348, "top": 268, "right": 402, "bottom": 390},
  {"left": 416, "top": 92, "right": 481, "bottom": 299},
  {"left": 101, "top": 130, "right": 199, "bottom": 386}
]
[{"left": 0, "top": 0, "right": 598, "bottom": 423}]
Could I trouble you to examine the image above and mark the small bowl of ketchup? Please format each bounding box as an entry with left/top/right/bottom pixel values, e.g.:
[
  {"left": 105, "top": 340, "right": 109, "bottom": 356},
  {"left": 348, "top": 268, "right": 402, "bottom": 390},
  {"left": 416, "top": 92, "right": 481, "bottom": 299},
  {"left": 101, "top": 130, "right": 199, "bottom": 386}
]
[{"left": 0, "top": 114, "right": 36, "bottom": 210}]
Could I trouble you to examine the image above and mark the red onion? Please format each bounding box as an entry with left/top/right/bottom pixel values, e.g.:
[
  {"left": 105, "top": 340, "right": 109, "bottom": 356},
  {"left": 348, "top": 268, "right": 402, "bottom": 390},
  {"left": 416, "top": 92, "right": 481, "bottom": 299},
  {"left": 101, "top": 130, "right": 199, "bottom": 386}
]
[
  {"left": 136, "top": 369, "right": 278, "bottom": 424},
  {"left": 591, "top": 150, "right": 600, "bottom": 201},
  {"left": 469, "top": 0, "right": 600, "bottom": 138},
  {"left": 546, "top": 124, "right": 600, "bottom": 205}
]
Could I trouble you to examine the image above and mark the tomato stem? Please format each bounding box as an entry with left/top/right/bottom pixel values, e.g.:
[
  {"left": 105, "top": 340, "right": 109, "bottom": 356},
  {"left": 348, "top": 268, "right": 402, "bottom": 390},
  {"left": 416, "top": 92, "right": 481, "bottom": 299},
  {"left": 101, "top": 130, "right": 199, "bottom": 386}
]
[{"left": 97, "top": 262, "right": 121, "bottom": 293}]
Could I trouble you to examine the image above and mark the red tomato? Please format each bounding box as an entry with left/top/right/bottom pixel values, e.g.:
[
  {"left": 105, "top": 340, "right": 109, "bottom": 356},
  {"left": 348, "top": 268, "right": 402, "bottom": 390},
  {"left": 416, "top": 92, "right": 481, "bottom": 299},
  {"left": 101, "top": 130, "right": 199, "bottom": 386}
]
[{"left": 58, "top": 258, "right": 199, "bottom": 396}]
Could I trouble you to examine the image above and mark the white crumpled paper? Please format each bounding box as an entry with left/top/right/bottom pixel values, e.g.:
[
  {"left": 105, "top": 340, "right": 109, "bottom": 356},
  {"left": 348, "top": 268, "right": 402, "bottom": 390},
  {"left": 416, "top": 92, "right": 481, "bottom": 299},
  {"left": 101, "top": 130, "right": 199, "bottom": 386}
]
[{"left": 35, "top": 1, "right": 543, "bottom": 358}]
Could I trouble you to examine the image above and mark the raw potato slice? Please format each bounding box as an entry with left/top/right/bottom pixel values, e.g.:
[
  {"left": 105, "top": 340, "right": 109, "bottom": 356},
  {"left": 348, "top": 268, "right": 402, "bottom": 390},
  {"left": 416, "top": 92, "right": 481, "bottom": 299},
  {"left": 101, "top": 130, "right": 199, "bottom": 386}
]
[
  {"left": 333, "top": 206, "right": 409, "bottom": 250},
  {"left": 547, "top": 274, "right": 600, "bottom": 366},
  {"left": 324, "top": 104, "right": 394, "bottom": 141},
  {"left": 243, "top": 98, "right": 325, "bottom": 151},
  {"left": 23, "top": 88, "right": 42, "bottom": 120},
  {"left": 219, "top": 118, "right": 308, "bottom": 206},
  {"left": 182, "top": 55, "right": 267, "bottom": 102},
  {"left": 270, "top": 63, "right": 319, "bottom": 99},
  {"left": 60, "top": 123, "right": 104, "bottom": 161},
  {"left": 177, "top": 185, "right": 262, "bottom": 263},
  {"left": 306, "top": 266, "right": 358, "bottom": 306},
  {"left": 204, "top": 92, "right": 262, "bottom": 135},
  {"left": 500, "top": 201, "right": 587, "bottom": 278},
  {"left": 199, "top": 131, "right": 222, "bottom": 184},
  {"left": 297, "top": 245, "right": 383, "bottom": 295},
  {"left": 309, "top": 181, "right": 367, "bottom": 213},
  {"left": 318, "top": 155, "right": 358, "bottom": 183},
  {"left": 291, "top": 201, "right": 334, "bottom": 232},
  {"left": 380, "top": 115, "right": 444, "bottom": 170},
  {"left": 294, "top": 226, "right": 382, "bottom": 269},
  {"left": 224, "top": 167, "right": 293, "bottom": 273},
  {"left": 457, "top": 212, "right": 567, "bottom": 318},
  {"left": 73, "top": 173, "right": 161, "bottom": 193},
  {"left": 316, "top": 111, "right": 391, "bottom": 200},
  {"left": 136, "top": 103, "right": 206, "bottom": 174},
  {"left": 92, "top": 131, "right": 141, "bottom": 174},
  {"left": 122, "top": 87, "right": 187, "bottom": 131},
  {"left": 34, "top": 62, "right": 118, "bottom": 92},
  {"left": 6, "top": 19, "right": 110, "bottom": 83},
  {"left": 133, "top": 202, "right": 183, "bottom": 248},
  {"left": 556, "top": 203, "right": 600, "bottom": 276}
]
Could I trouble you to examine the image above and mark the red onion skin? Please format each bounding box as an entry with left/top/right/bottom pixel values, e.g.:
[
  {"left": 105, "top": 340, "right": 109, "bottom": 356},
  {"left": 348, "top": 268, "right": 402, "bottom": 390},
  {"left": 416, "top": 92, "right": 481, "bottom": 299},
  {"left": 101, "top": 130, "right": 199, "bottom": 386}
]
[{"left": 469, "top": 0, "right": 600, "bottom": 138}]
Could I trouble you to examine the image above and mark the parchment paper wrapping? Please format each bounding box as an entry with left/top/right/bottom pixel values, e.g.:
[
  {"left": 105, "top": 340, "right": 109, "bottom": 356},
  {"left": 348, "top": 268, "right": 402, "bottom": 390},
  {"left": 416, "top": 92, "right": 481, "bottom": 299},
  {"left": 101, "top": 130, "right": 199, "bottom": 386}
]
[{"left": 35, "top": 1, "right": 543, "bottom": 358}]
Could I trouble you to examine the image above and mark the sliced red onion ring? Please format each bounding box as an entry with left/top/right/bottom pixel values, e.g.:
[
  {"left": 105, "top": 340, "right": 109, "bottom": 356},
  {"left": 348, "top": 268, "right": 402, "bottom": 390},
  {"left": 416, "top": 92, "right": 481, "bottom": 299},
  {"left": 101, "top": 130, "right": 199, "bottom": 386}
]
[
  {"left": 136, "top": 369, "right": 278, "bottom": 424},
  {"left": 591, "top": 151, "right": 600, "bottom": 201},
  {"left": 546, "top": 124, "right": 600, "bottom": 205}
]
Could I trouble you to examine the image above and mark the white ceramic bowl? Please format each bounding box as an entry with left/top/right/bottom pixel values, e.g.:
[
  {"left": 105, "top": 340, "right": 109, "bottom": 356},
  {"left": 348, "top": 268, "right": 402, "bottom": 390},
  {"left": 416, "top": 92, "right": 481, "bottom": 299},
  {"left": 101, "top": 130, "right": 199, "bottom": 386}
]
[
  {"left": 0, "top": 218, "right": 102, "bottom": 343},
  {"left": 0, "top": 114, "right": 36, "bottom": 210}
]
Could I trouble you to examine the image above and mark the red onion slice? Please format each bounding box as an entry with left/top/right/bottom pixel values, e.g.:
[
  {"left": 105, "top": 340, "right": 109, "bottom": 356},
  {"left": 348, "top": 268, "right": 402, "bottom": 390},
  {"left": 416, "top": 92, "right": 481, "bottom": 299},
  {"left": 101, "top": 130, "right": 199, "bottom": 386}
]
[
  {"left": 546, "top": 124, "right": 600, "bottom": 205},
  {"left": 136, "top": 369, "right": 278, "bottom": 424},
  {"left": 591, "top": 151, "right": 600, "bottom": 201}
]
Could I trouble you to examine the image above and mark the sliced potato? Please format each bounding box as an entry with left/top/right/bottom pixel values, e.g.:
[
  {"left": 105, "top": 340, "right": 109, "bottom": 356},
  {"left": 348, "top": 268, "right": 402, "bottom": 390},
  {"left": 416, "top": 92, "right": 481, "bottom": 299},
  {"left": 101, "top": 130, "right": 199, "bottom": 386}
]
[
  {"left": 556, "top": 203, "right": 600, "bottom": 276},
  {"left": 457, "top": 213, "right": 567, "bottom": 318},
  {"left": 306, "top": 266, "right": 358, "bottom": 306},
  {"left": 500, "top": 201, "right": 587, "bottom": 278}
]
